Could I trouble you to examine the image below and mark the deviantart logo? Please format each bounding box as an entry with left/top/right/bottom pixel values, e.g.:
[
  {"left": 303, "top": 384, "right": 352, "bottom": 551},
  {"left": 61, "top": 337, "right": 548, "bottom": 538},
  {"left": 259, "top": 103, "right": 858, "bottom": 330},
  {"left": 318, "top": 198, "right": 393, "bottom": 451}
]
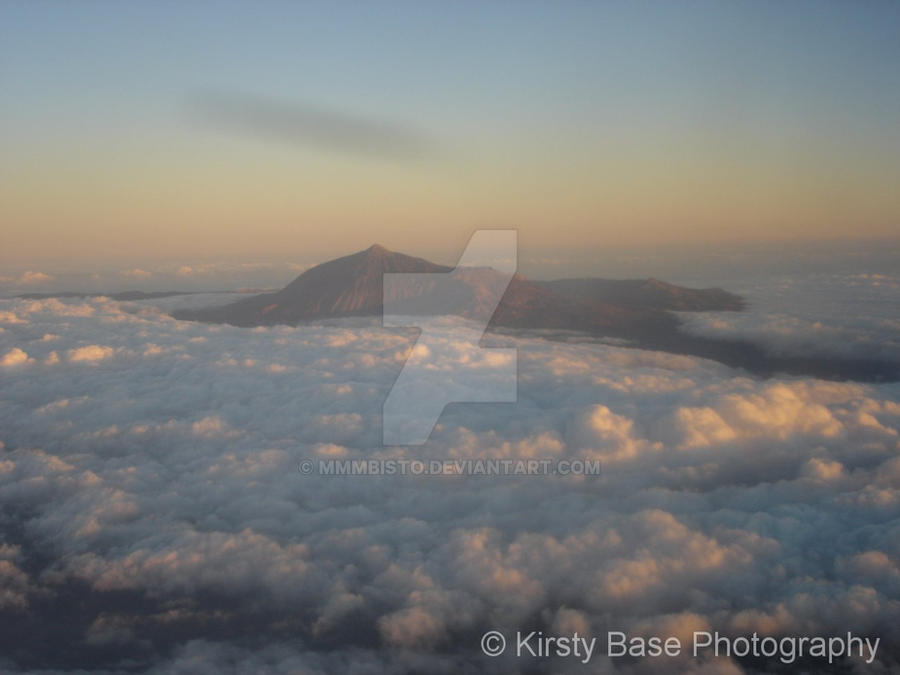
[{"left": 382, "top": 230, "right": 518, "bottom": 445}]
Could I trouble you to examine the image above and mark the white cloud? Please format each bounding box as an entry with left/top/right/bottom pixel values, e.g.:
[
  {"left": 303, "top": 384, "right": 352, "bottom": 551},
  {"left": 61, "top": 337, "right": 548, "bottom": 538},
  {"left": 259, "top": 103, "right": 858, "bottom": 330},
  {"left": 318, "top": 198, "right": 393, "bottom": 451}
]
[
  {"left": 681, "top": 272, "right": 900, "bottom": 361},
  {"left": 0, "top": 294, "right": 897, "bottom": 672}
]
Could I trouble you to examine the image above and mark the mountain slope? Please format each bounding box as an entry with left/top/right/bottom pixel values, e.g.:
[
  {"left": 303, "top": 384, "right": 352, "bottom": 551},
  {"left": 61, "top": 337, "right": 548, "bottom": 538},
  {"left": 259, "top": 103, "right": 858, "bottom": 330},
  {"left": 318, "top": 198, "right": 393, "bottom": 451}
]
[
  {"left": 173, "top": 244, "right": 672, "bottom": 336},
  {"left": 169, "top": 245, "right": 900, "bottom": 382},
  {"left": 173, "top": 244, "right": 451, "bottom": 326},
  {"left": 536, "top": 277, "right": 744, "bottom": 311}
]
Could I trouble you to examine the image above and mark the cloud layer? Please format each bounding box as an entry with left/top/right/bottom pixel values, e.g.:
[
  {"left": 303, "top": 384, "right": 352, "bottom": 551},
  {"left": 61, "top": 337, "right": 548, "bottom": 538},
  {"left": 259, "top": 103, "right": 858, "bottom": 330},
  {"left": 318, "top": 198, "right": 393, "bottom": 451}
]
[
  {"left": 0, "top": 295, "right": 897, "bottom": 673},
  {"left": 681, "top": 272, "right": 900, "bottom": 361}
]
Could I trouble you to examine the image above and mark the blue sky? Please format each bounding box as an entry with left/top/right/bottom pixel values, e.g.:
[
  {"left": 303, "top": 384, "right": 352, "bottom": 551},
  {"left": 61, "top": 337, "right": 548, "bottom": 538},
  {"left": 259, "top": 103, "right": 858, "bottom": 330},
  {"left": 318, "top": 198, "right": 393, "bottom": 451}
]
[{"left": 2, "top": 1, "right": 899, "bottom": 263}]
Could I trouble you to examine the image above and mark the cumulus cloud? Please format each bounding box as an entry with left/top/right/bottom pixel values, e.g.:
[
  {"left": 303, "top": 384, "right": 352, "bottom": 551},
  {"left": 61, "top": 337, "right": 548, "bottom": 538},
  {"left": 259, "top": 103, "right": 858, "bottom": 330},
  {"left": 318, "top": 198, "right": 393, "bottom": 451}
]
[
  {"left": 0, "top": 545, "right": 31, "bottom": 610},
  {"left": 67, "top": 345, "right": 116, "bottom": 363},
  {"left": 0, "top": 294, "right": 897, "bottom": 672},
  {"left": 1, "top": 347, "right": 32, "bottom": 367}
]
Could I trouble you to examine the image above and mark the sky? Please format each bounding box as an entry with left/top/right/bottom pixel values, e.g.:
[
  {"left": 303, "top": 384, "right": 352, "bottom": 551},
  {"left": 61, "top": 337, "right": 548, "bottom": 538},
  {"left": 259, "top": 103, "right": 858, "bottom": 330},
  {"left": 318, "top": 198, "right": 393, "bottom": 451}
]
[{"left": 2, "top": 1, "right": 899, "bottom": 267}]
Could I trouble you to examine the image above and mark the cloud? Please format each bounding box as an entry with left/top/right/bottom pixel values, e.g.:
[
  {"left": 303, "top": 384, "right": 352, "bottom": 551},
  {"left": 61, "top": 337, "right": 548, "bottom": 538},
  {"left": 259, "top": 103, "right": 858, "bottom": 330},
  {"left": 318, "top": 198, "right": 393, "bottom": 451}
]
[
  {"left": 188, "top": 90, "right": 436, "bottom": 162},
  {"left": 658, "top": 381, "right": 848, "bottom": 449},
  {"left": 0, "top": 294, "right": 897, "bottom": 672},
  {"left": 681, "top": 272, "right": 900, "bottom": 361},
  {"left": 0, "top": 545, "right": 31, "bottom": 610},
  {"left": 17, "top": 270, "right": 55, "bottom": 285},
  {"left": 67, "top": 345, "right": 116, "bottom": 363},
  {"left": 0, "top": 347, "right": 32, "bottom": 368},
  {"left": 120, "top": 268, "right": 153, "bottom": 279}
]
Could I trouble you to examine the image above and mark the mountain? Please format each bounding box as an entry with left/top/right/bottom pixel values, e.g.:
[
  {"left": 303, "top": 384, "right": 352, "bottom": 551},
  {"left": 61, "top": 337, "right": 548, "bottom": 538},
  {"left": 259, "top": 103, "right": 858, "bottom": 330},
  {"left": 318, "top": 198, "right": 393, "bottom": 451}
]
[
  {"left": 536, "top": 277, "right": 744, "bottom": 312},
  {"left": 172, "top": 244, "right": 693, "bottom": 337},
  {"left": 169, "top": 244, "right": 900, "bottom": 382},
  {"left": 173, "top": 245, "right": 449, "bottom": 326}
]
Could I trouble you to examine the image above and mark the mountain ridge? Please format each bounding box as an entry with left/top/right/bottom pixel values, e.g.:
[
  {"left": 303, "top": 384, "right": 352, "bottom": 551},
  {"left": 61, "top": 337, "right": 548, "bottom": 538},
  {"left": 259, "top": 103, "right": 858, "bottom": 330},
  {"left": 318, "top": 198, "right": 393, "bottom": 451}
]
[
  {"left": 172, "top": 244, "right": 738, "bottom": 328},
  {"left": 536, "top": 277, "right": 745, "bottom": 311},
  {"left": 169, "top": 244, "right": 900, "bottom": 382}
]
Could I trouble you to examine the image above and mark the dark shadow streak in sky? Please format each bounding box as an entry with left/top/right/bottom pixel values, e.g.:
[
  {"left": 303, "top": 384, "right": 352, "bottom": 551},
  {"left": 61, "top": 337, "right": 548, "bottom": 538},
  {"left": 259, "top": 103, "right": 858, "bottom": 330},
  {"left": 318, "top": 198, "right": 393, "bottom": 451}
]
[{"left": 186, "top": 91, "right": 436, "bottom": 162}]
